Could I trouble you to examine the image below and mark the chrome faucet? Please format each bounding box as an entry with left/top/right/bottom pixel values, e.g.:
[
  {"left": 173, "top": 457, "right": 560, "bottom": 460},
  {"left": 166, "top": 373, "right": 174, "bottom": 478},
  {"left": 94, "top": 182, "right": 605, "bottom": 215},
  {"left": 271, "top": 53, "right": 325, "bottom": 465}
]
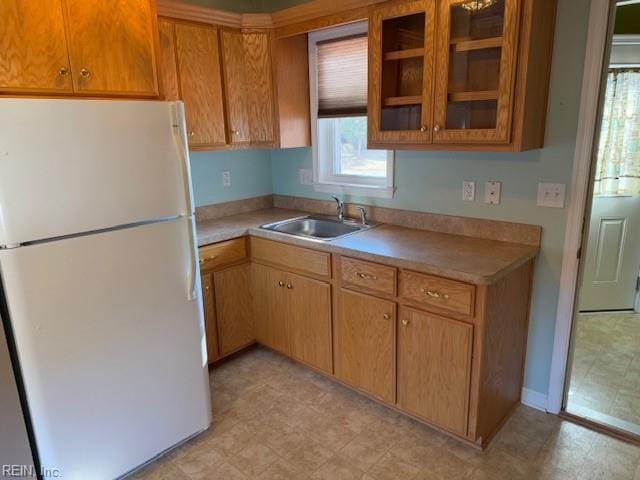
[
  {"left": 330, "top": 195, "right": 344, "bottom": 222},
  {"left": 356, "top": 206, "right": 368, "bottom": 225}
]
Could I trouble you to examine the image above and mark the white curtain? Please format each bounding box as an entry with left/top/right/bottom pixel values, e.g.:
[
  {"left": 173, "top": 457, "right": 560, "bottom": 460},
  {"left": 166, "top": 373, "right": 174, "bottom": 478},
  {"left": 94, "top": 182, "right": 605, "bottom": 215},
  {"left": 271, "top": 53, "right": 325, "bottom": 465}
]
[{"left": 593, "top": 68, "right": 640, "bottom": 196}]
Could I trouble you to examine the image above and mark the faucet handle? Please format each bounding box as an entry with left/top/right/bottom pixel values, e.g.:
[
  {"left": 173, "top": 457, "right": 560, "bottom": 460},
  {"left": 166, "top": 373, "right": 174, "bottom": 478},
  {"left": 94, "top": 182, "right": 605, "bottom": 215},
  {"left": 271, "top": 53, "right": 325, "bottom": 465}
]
[{"left": 356, "top": 206, "right": 368, "bottom": 225}]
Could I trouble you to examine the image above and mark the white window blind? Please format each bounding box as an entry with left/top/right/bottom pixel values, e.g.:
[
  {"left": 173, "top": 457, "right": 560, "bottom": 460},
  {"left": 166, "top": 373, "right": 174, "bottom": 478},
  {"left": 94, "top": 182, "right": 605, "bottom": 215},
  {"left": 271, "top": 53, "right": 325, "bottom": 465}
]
[{"left": 317, "top": 34, "right": 368, "bottom": 117}]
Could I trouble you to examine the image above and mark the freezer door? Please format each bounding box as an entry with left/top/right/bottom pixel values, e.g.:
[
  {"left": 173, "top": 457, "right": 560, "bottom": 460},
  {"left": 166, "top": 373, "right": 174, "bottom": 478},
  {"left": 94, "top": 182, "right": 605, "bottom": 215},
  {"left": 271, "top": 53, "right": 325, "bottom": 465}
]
[
  {"left": 0, "top": 217, "right": 211, "bottom": 480},
  {"left": 0, "top": 99, "right": 194, "bottom": 246}
]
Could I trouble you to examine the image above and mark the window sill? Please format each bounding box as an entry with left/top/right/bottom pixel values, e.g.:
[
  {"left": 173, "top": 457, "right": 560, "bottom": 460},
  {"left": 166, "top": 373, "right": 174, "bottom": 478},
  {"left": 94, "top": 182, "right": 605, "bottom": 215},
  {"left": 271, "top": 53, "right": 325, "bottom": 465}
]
[{"left": 313, "top": 182, "right": 395, "bottom": 199}]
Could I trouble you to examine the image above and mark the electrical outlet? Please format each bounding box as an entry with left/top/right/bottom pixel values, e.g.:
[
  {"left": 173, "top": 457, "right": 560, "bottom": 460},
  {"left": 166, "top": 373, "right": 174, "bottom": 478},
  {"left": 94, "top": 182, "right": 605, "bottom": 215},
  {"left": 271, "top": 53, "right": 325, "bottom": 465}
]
[
  {"left": 222, "top": 171, "right": 231, "bottom": 187},
  {"left": 537, "top": 183, "right": 566, "bottom": 208},
  {"left": 484, "top": 181, "right": 501, "bottom": 205},
  {"left": 299, "top": 169, "right": 313, "bottom": 185},
  {"left": 462, "top": 181, "right": 475, "bottom": 201}
]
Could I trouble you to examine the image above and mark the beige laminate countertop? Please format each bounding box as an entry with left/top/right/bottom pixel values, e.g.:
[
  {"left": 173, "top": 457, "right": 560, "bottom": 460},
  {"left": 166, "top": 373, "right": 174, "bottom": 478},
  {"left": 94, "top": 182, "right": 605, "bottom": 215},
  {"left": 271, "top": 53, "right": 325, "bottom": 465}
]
[{"left": 196, "top": 208, "right": 539, "bottom": 285}]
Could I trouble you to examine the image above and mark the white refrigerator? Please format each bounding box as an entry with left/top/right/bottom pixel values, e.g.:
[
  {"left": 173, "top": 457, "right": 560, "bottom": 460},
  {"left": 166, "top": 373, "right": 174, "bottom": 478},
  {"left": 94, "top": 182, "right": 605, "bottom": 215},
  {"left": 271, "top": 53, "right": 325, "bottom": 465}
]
[{"left": 0, "top": 99, "right": 212, "bottom": 479}]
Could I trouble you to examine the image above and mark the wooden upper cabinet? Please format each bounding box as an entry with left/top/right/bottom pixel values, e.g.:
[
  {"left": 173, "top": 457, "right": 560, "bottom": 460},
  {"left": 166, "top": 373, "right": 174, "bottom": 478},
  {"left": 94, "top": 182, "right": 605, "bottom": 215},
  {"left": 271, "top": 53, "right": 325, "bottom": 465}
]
[
  {"left": 157, "top": 18, "right": 180, "bottom": 101},
  {"left": 397, "top": 307, "right": 472, "bottom": 436},
  {"left": 174, "top": 22, "right": 227, "bottom": 148},
  {"left": 287, "top": 272, "right": 332, "bottom": 373},
  {"left": 432, "top": 0, "right": 519, "bottom": 144},
  {"left": 221, "top": 30, "right": 251, "bottom": 145},
  {"left": 368, "top": 0, "right": 437, "bottom": 147},
  {"left": 0, "top": 0, "right": 73, "bottom": 93},
  {"left": 62, "top": 0, "right": 159, "bottom": 96},
  {"left": 221, "top": 30, "right": 278, "bottom": 146}
]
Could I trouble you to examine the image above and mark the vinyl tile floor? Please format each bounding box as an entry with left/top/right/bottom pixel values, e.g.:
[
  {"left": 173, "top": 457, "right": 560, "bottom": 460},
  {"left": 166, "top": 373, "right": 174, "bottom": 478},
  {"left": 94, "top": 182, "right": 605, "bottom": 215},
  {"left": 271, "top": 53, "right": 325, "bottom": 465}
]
[
  {"left": 567, "top": 312, "right": 640, "bottom": 432},
  {"left": 132, "top": 346, "right": 640, "bottom": 480}
]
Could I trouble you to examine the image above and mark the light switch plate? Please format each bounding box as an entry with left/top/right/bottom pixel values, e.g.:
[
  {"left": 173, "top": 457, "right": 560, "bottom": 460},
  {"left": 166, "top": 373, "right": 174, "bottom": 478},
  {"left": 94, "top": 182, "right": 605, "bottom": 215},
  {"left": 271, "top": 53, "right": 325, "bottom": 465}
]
[
  {"left": 537, "top": 182, "right": 566, "bottom": 208},
  {"left": 484, "top": 181, "right": 501, "bottom": 205},
  {"left": 222, "top": 171, "right": 231, "bottom": 187},
  {"left": 462, "top": 181, "right": 475, "bottom": 201},
  {"left": 299, "top": 169, "right": 313, "bottom": 185}
]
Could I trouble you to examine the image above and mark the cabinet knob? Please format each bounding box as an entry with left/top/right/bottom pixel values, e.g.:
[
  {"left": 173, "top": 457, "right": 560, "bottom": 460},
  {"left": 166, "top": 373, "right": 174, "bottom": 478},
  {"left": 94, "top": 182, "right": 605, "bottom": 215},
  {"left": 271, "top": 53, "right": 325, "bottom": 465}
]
[
  {"left": 232, "top": 130, "right": 241, "bottom": 136},
  {"left": 189, "top": 131, "right": 196, "bottom": 137},
  {"left": 58, "top": 67, "right": 69, "bottom": 77},
  {"left": 383, "top": 313, "right": 391, "bottom": 320},
  {"left": 420, "top": 288, "right": 449, "bottom": 299},
  {"left": 420, "top": 125, "right": 427, "bottom": 132},
  {"left": 433, "top": 124, "right": 440, "bottom": 132},
  {"left": 402, "top": 319, "right": 410, "bottom": 327},
  {"left": 80, "top": 68, "right": 90, "bottom": 79},
  {"left": 278, "top": 281, "right": 285, "bottom": 287},
  {"left": 286, "top": 284, "right": 293, "bottom": 290},
  {"left": 204, "top": 285, "right": 210, "bottom": 291}
]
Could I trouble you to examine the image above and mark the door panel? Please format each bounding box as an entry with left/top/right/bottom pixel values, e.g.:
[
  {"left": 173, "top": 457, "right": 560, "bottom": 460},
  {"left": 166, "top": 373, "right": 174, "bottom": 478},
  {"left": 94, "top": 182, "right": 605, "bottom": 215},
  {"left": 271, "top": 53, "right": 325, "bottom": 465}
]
[
  {"left": 335, "top": 289, "right": 396, "bottom": 403},
  {"left": 0, "top": 0, "right": 72, "bottom": 93},
  {"left": 221, "top": 30, "right": 250, "bottom": 144},
  {"left": 63, "top": 0, "right": 159, "bottom": 96},
  {"left": 287, "top": 272, "right": 332, "bottom": 373},
  {"left": 252, "top": 263, "right": 289, "bottom": 355},
  {"left": 368, "top": 0, "right": 437, "bottom": 146},
  {"left": 432, "top": 0, "right": 519, "bottom": 144},
  {"left": 158, "top": 18, "right": 180, "bottom": 101},
  {"left": 579, "top": 195, "right": 640, "bottom": 311},
  {"left": 243, "top": 32, "right": 277, "bottom": 144},
  {"left": 214, "top": 263, "right": 254, "bottom": 356},
  {"left": 398, "top": 307, "right": 472, "bottom": 436},
  {"left": 0, "top": 218, "right": 211, "bottom": 479},
  {"left": 201, "top": 271, "right": 219, "bottom": 363},
  {"left": 174, "top": 23, "right": 227, "bottom": 147}
]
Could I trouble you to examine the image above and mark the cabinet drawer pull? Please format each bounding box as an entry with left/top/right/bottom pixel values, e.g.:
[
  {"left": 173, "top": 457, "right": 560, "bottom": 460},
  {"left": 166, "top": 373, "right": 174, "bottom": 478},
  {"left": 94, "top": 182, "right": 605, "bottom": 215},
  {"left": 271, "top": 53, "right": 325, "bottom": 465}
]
[
  {"left": 420, "top": 288, "right": 449, "bottom": 299},
  {"left": 278, "top": 281, "right": 285, "bottom": 287},
  {"left": 383, "top": 313, "right": 391, "bottom": 320},
  {"left": 199, "top": 255, "right": 218, "bottom": 264},
  {"left": 402, "top": 319, "right": 410, "bottom": 327},
  {"left": 356, "top": 272, "right": 378, "bottom": 280}
]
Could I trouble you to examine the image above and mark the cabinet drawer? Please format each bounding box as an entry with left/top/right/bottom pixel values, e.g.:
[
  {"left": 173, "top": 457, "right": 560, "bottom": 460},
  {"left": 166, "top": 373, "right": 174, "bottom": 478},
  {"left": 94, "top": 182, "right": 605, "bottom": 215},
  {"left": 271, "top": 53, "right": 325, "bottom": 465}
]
[
  {"left": 199, "top": 238, "right": 247, "bottom": 271},
  {"left": 250, "top": 237, "right": 331, "bottom": 278},
  {"left": 399, "top": 271, "right": 475, "bottom": 317},
  {"left": 341, "top": 257, "right": 396, "bottom": 296}
]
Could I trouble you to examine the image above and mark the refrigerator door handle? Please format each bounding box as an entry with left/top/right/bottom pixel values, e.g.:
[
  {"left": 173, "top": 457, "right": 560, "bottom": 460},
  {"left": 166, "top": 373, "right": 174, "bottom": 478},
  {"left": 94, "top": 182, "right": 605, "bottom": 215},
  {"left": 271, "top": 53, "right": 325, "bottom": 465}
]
[
  {"left": 187, "top": 216, "right": 198, "bottom": 302},
  {"left": 171, "top": 102, "right": 196, "bottom": 217}
]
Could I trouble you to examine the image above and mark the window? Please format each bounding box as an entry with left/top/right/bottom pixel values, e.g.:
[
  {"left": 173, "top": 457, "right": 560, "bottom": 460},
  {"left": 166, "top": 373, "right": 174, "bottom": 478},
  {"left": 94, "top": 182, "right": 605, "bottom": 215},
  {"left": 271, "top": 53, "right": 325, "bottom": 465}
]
[{"left": 309, "top": 23, "right": 395, "bottom": 198}]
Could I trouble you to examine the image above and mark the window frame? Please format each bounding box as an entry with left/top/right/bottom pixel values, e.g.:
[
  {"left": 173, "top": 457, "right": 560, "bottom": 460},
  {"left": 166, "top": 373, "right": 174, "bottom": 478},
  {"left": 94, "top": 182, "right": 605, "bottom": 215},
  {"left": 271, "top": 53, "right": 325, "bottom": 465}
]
[{"left": 308, "top": 22, "right": 395, "bottom": 199}]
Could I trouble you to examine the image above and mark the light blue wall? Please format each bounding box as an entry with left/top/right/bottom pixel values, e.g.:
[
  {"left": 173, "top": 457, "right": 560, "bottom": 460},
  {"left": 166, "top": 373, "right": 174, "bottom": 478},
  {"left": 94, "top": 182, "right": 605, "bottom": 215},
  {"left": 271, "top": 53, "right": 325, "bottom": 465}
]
[
  {"left": 270, "top": 0, "right": 590, "bottom": 396},
  {"left": 190, "top": 150, "right": 272, "bottom": 207}
]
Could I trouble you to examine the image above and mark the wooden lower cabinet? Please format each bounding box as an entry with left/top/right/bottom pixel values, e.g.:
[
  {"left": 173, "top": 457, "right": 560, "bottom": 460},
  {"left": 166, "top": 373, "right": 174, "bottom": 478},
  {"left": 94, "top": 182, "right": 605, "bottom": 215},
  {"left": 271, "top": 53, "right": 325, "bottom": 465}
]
[
  {"left": 397, "top": 306, "right": 473, "bottom": 436},
  {"left": 214, "top": 264, "right": 254, "bottom": 356},
  {"left": 200, "top": 271, "right": 219, "bottom": 363},
  {"left": 335, "top": 289, "right": 396, "bottom": 403},
  {"left": 287, "top": 272, "right": 332, "bottom": 373},
  {"left": 252, "top": 263, "right": 290, "bottom": 355}
]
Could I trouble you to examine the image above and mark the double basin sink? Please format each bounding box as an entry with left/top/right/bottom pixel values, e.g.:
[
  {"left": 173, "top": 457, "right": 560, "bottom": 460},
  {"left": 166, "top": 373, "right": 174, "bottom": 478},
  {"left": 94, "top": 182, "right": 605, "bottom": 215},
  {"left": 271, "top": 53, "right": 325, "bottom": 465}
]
[{"left": 261, "top": 215, "right": 375, "bottom": 241}]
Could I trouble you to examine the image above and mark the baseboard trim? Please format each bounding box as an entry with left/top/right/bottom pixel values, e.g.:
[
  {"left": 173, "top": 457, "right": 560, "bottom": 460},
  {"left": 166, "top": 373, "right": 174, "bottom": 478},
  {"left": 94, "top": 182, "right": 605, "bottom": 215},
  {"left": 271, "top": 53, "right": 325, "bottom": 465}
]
[{"left": 521, "top": 388, "right": 548, "bottom": 412}]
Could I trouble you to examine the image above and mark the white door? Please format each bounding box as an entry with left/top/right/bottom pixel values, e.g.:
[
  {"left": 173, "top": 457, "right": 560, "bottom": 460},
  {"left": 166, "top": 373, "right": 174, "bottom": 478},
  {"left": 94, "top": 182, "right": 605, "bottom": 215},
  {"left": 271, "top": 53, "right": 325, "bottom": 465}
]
[
  {"left": 0, "top": 217, "right": 211, "bottom": 480},
  {"left": 579, "top": 195, "right": 640, "bottom": 311},
  {"left": 0, "top": 99, "right": 193, "bottom": 246}
]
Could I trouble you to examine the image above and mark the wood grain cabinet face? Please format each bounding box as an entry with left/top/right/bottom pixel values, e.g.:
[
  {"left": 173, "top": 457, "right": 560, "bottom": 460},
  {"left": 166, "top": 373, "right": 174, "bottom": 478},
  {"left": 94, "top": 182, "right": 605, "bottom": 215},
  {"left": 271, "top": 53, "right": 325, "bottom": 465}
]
[
  {"left": 157, "top": 18, "right": 180, "bottom": 101},
  {"left": 174, "top": 22, "right": 227, "bottom": 148},
  {"left": 214, "top": 264, "right": 254, "bottom": 356},
  {"left": 368, "top": 0, "right": 437, "bottom": 146},
  {"left": 432, "top": 0, "right": 519, "bottom": 144},
  {"left": 335, "top": 289, "right": 396, "bottom": 403},
  {"left": 221, "top": 30, "right": 251, "bottom": 144},
  {"left": 62, "top": 0, "right": 159, "bottom": 96},
  {"left": 0, "top": 0, "right": 73, "bottom": 93},
  {"left": 201, "top": 271, "right": 219, "bottom": 364},
  {"left": 252, "top": 263, "right": 290, "bottom": 355},
  {"left": 286, "top": 272, "right": 332, "bottom": 373},
  {"left": 397, "top": 307, "right": 473, "bottom": 436}
]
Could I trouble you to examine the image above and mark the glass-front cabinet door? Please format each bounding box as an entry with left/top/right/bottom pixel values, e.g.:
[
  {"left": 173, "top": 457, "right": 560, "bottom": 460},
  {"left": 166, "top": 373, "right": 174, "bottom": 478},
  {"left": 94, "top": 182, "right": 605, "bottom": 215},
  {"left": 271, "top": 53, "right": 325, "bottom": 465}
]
[
  {"left": 433, "top": 0, "right": 519, "bottom": 144},
  {"left": 368, "top": 0, "right": 436, "bottom": 147}
]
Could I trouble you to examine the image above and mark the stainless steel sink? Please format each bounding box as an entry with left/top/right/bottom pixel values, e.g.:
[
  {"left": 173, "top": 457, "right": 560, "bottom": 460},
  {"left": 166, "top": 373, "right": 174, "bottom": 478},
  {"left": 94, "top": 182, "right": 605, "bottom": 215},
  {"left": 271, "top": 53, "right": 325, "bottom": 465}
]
[{"left": 260, "top": 215, "right": 374, "bottom": 241}]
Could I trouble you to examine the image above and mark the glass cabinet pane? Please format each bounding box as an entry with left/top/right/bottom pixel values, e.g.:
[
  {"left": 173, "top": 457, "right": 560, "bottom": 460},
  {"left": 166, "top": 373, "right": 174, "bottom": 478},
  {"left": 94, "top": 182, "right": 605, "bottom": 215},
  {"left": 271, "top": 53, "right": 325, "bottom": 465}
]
[
  {"left": 380, "top": 12, "right": 426, "bottom": 131},
  {"left": 444, "top": 0, "right": 505, "bottom": 130}
]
